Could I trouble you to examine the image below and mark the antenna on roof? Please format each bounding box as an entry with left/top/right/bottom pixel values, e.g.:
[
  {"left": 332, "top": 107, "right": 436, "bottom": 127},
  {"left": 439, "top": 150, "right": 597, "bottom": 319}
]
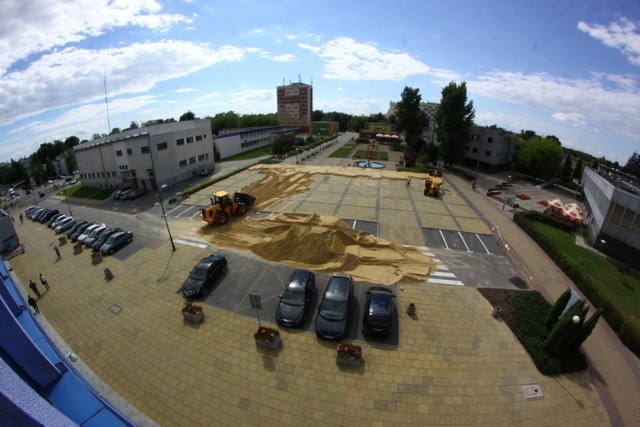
[
  {"left": 282, "top": 77, "right": 285, "bottom": 86},
  {"left": 311, "top": 78, "right": 313, "bottom": 86},
  {"left": 103, "top": 72, "right": 111, "bottom": 134},
  {"left": 298, "top": 73, "right": 301, "bottom": 83}
]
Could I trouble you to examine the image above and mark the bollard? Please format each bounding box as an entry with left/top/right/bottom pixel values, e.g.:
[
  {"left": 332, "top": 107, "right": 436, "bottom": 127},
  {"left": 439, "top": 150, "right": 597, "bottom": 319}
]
[
  {"left": 492, "top": 306, "right": 502, "bottom": 319},
  {"left": 407, "top": 303, "right": 416, "bottom": 315},
  {"left": 104, "top": 268, "right": 114, "bottom": 280}
]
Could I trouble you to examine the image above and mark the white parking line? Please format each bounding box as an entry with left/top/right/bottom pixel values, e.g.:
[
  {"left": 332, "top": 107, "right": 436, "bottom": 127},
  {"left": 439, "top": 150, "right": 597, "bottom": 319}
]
[
  {"left": 430, "top": 271, "right": 456, "bottom": 278},
  {"left": 190, "top": 209, "right": 203, "bottom": 219},
  {"left": 173, "top": 239, "right": 208, "bottom": 249},
  {"left": 176, "top": 205, "right": 196, "bottom": 218},
  {"left": 438, "top": 229, "right": 450, "bottom": 250},
  {"left": 427, "top": 278, "right": 464, "bottom": 286},
  {"left": 166, "top": 204, "right": 183, "bottom": 215},
  {"left": 458, "top": 231, "right": 472, "bottom": 252},
  {"left": 477, "top": 234, "right": 491, "bottom": 254}
]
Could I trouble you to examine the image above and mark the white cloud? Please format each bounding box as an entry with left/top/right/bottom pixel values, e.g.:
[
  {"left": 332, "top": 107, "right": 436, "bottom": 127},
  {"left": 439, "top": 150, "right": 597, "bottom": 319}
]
[
  {"left": 300, "top": 37, "right": 430, "bottom": 81},
  {"left": 315, "top": 97, "right": 384, "bottom": 115},
  {"left": 577, "top": 18, "right": 640, "bottom": 66},
  {"left": 0, "top": 40, "right": 249, "bottom": 127},
  {"left": 0, "top": 0, "right": 190, "bottom": 74},
  {"left": 468, "top": 71, "right": 640, "bottom": 141},
  {"left": 428, "top": 68, "right": 464, "bottom": 86},
  {"left": 174, "top": 88, "right": 198, "bottom": 93},
  {"left": 273, "top": 54, "right": 295, "bottom": 62},
  {"left": 552, "top": 112, "right": 586, "bottom": 126}
]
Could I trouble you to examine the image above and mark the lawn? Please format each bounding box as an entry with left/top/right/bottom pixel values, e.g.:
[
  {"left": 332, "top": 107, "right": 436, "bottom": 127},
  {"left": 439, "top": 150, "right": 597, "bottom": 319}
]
[
  {"left": 222, "top": 146, "right": 272, "bottom": 161},
  {"left": 57, "top": 184, "right": 112, "bottom": 200},
  {"left": 329, "top": 143, "right": 355, "bottom": 158},
  {"left": 528, "top": 221, "right": 640, "bottom": 356}
]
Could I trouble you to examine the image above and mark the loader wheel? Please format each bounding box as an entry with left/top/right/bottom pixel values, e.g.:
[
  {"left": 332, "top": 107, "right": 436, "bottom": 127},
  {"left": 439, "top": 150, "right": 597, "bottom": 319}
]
[
  {"left": 216, "top": 212, "right": 230, "bottom": 225},
  {"left": 238, "top": 203, "right": 247, "bottom": 215}
]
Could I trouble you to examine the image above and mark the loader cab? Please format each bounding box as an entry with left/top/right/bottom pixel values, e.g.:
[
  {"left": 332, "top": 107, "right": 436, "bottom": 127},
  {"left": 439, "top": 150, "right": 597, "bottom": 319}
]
[{"left": 213, "top": 191, "right": 232, "bottom": 209}]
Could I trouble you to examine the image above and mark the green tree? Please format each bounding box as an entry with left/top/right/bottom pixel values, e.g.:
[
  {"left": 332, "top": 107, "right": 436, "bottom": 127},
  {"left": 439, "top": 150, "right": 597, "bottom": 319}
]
[
  {"left": 561, "top": 155, "right": 573, "bottom": 178},
  {"left": 347, "top": 116, "right": 368, "bottom": 132},
  {"left": 395, "top": 86, "right": 426, "bottom": 149},
  {"left": 572, "top": 158, "right": 584, "bottom": 180},
  {"left": 545, "top": 287, "right": 572, "bottom": 330},
  {"left": 623, "top": 151, "right": 640, "bottom": 179},
  {"left": 564, "top": 310, "right": 601, "bottom": 352},
  {"left": 64, "top": 136, "right": 80, "bottom": 148},
  {"left": 211, "top": 111, "right": 240, "bottom": 135},
  {"left": 435, "top": 82, "right": 475, "bottom": 167},
  {"left": 179, "top": 110, "right": 197, "bottom": 121},
  {"left": 514, "top": 136, "right": 564, "bottom": 180}
]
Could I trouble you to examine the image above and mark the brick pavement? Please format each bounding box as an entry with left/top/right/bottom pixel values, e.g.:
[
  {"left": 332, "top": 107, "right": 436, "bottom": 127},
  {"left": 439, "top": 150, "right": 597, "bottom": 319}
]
[{"left": 8, "top": 169, "right": 616, "bottom": 425}]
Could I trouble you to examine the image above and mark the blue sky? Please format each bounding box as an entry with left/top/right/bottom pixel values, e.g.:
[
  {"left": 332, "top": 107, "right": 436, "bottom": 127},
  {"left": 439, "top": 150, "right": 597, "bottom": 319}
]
[{"left": 1, "top": 0, "right": 639, "bottom": 164}]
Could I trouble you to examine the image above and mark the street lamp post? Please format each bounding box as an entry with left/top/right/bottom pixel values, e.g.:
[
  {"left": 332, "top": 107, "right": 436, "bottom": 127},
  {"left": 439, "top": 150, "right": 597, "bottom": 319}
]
[
  {"left": 501, "top": 175, "right": 512, "bottom": 210},
  {"left": 63, "top": 186, "right": 73, "bottom": 217},
  {"left": 146, "top": 132, "right": 176, "bottom": 252}
]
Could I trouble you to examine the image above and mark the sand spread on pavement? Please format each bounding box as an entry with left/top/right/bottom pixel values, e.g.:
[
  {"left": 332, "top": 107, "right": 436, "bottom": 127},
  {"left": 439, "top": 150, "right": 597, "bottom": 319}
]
[{"left": 193, "top": 165, "right": 435, "bottom": 285}]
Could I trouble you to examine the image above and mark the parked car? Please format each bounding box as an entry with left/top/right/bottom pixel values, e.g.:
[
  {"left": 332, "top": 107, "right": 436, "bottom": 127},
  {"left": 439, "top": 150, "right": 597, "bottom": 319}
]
[
  {"left": 82, "top": 225, "right": 108, "bottom": 246},
  {"left": 66, "top": 220, "right": 88, "bottom": 237},
  {"left": 40, "top": 209, "right": 60, "bottom": 224},
  {"left": 77, "top": 224, "right": 103, "bottom": 244},
  {"left": 180, "top": 255, "right": 228, "bottom": 299},
  {"left": 111, "top": 186, "right": 132, "bottom": 200},
  {"left": 48, "top": 214, "right": 67, "bottom": 228},
  {"left": 100, "top": 230, "right": 133, "bottom": 255},
  {"left": 54, "top": 217, "right": 75, "bottom": 233},
  {"left": 276, "top": 269, "right": 316, "bottom": 327},
  {"left": 361, "top": 287, "right": 396, "bottom": 338},
  {"left": 29, "top": 208, "right": 45, "bottom": 220},
  {"left": 91, "top": 227, "right": 121, "bottom": 251},
  {"left": 70, "top": 222, "right": 93, "bottom": 241},
  {"left": 127, "top": 188, "right": 148, "bottom": 199},
  {"left": 315, "top": 273, "right": 354, "bottom": 340},
  {"left": 33, "top": 208, "right": 50, "bottom": 222}
]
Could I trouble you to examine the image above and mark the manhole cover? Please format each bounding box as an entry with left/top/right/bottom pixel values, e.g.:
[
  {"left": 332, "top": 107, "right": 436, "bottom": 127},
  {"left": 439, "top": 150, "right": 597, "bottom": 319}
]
[
  {"left": 523, "top": 384, "right": 543, "bottom": 399},
  {"left": 109, "top": 304, "right": 122, "bottom": 314}
]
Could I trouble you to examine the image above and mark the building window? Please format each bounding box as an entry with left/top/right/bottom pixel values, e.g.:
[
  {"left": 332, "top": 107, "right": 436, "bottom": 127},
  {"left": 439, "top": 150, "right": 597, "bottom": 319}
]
[
  {"left": 198, "top": 154, "right": 205, "bottom": 161},
  {"left": 157, "top": 142, "right": 167, "bottom": 151},
  {"left": 620, "top": 209, "right": 634, "bottom": 229},
  {"left": 127, "top": 148, "right": 132, "bottom": 155},
  {"left": 485, "top": 150, "right": 491, "bottom": 156},
  {"left": 141, "top": 146, "right": 150, "bottom": 154},
  {"left": 177, "top": 138, "right": 185, "bottom": 145},
  {"left": 195, "top": 135, "right": 203, "bottom": 141},
  {"left": 189, "top": 157, "right": 196, "bottom": 164},
  {"left": 186, "top": 136, "right": 194, "bottom": 143},
  {"left": 179, "top": 160, "right": 187, "bottom": 168},
  {"left": 472, "top": 147, "right": 478, "bottom": 153},
  {"left": 116, "top": 150, "right": 123, "bottom": 157},
  {"left": 487, "top": 137, "right": 493, "bottom": 143},
  {"left": 130, "top": 170, "right": 137, "bottom": 178},
  {"left": 609, "top": 203, "right": 625, "bottom": 225}
]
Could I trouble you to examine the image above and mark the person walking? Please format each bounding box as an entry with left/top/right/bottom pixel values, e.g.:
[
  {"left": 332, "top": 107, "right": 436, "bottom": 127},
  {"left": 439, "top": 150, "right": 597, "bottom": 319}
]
[
  {"left": 19, "top": 213, "right": 23, "bottom": 223},
  {"left": 53, "top": 245, "right": 61, "bottom": 259},
  {"left": 28, "top": 280, "right": 41, "bottom": 298},
  {"left": 39, "top": 273, "right": 50, "bottom": 291},
  {"left": 406, "top": 176, "right": 412, "bottom": 188},
  {"left": 27, "top": 295, "right": 40, "bottom": 314}
]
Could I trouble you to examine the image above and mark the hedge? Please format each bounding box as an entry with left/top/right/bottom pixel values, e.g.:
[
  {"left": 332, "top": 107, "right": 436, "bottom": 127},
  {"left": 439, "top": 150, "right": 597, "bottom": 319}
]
[{"left": 513, "top": 211, "right": 640, "bottom": 358}]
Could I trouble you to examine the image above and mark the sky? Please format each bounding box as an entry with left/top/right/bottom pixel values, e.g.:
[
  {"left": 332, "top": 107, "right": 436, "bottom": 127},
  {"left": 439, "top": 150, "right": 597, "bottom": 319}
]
[{"left": 0, "top": 0, "right": 639, "bottom": 164}]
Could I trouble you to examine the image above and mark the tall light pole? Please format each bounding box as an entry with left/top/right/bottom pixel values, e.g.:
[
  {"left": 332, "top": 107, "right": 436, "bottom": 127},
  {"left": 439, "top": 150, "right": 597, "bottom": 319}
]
[
  {"left": 146, "top": 132, "right": 175, "bottom": 252},
  {"left": 501, "top": 175, "right": 512, "bottom": 210},
  {"left": 63, "top": 185, "right": 73, "bottom": 217}
]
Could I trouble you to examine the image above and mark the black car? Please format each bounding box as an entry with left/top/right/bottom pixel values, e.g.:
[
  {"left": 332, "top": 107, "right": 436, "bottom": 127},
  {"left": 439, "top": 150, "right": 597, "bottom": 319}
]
[
  {"left": 99, "top": 230, "right": 133, "bottom": 255},
  {"left": 276, "top": 269, "right": 316, "bottom": 327},
  {"left": 361, "top": 287, "right": 396, "bottom": 337},
  {"left": 40, "top": 209, "right": 59, "bottom": 223},
  {"left": 315, "top": 273, "right": 354, "bottom": 340},
  {"left": 91, "top": 227, "right": 121, "bottom": 251},
  {"left": 180, "top": 255, "right": 227, "bottom": 299},
  {"left": 66, "top": 220, "right": 88, "bottom": 238}
]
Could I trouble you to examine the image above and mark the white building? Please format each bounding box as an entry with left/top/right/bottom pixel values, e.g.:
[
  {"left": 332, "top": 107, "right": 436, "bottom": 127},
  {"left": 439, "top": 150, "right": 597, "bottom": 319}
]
[
  {"left": 74, "top": 120, "right": 213, "bottom": 191},
  {"left": 214, "top": 126, "right": 294, "bottom": 159}
]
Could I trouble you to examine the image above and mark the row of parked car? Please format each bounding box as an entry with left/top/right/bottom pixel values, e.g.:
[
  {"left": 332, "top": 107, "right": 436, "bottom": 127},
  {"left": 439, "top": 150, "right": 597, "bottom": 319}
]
[
  {"left": 178, "top": 255, "right": 396, "bottom": 341},
  {"left": 25, "top": 207, "right": 134, "bottom": 255}
]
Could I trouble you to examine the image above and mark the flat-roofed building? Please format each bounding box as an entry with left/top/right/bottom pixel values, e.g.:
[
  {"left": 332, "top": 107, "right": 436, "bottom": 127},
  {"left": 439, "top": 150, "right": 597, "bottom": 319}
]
[
  {"left": 277, "top": 82, "right": 313, "bottom": 131},
  {"left": 74, "top": 119, "right": 213, "bottom": 190},
  {"left": 214, "top": 126, "right": 295, "bottom": 159}
]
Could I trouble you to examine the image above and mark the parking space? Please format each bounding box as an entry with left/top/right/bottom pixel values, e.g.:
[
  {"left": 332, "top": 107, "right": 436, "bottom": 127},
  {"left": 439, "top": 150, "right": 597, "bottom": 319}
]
[{"left": 422, "top": 227, "right": 505, "bottom": 255}]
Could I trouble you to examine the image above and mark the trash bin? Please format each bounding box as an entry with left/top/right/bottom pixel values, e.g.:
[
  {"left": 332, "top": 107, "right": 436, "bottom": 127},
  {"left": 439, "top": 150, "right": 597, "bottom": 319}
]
[
  {"left": 104, "top": 268, "right": 114, "bottom": 280},
  {"left": 407, "top": 303, "right": 416, "bottom": 315}
]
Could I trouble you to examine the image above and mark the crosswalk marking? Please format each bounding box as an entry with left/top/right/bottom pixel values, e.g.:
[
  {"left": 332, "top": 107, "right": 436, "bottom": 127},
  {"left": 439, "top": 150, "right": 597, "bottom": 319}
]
[
  {"left": 173, "top": 239, "right": 208, "bottom": 249},
  {"left": 427, "top": 278, "right": 464, "bottom": 286}
]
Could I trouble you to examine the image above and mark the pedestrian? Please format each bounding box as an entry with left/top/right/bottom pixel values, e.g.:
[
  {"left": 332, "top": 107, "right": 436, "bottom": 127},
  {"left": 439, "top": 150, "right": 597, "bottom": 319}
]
[
  {"left": 27, "top": 295, "right": 40, "bottom": 314},
  {"left": 28, "top": 280, "right": 41, "bottom": 298},
  {"left": 472, "top": 180, "right": 477, "bottom": 191},
  {"left": 39, "top": 273, "right": 50, "bottom": 291},
  {"left": 11, "top": 216, "right": 14, "bottom": 223},
  {"left": 406, "top": 176, "right": 412, "bottom": 187},
  {"left": 53, "top": 245, "right": 61, "bottom": 259},
  {"left": 19, "top": 213, "right": 23, "bottom": 223}
]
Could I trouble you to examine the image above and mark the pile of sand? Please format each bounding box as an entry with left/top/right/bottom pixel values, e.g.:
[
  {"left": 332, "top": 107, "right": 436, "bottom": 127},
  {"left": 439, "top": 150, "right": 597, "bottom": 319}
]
[
  {"left": 193, "top": 165, "right": 436, "bottom": 285},
  {"left": 198, "top": 212, "right": 434, "bottom": 284}
]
